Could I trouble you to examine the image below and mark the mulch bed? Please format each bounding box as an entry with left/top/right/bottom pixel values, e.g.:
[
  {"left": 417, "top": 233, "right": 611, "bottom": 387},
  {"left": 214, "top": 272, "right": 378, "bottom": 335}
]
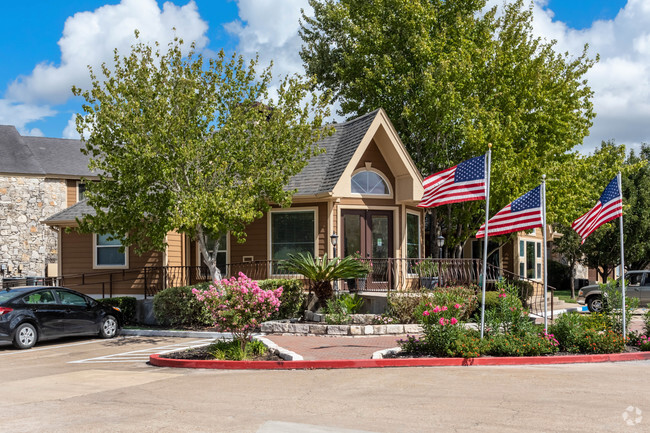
[{"left": 160, "top": 345, "right": 284, "bottom": 361}]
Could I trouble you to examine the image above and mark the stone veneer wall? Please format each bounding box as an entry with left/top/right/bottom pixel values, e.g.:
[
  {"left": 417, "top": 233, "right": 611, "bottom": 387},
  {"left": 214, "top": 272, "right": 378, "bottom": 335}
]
[{"left": 0, "top": 176, "right": 67, "bottom": 277}]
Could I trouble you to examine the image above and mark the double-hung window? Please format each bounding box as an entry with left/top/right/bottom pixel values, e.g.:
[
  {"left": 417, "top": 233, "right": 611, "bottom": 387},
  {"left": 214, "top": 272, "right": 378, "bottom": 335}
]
[
  {"left": 94, "top": 234, "right": 128, "bottom": 268},
  {"left": 270, "top": 210, "right": 316, "bottom": 273}
]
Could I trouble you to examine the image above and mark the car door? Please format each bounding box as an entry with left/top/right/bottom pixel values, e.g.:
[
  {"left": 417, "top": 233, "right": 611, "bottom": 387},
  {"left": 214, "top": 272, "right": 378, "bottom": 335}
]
[
  {"left": 21, "top": 290, "right": 65, "bottom": 338},
  {"left": 54, "top": 290, "right": 99, "bottom": 335},
  {"left": 626, "top": 273, "right": 646, "bottom": 304}
]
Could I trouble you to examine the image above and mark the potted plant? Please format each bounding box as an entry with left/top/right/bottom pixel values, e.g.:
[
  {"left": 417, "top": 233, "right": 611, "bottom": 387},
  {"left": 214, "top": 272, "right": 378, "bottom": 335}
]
[
  {"left": 414, "top": 259, "right": 439, "bottom": 290},
  {"left": 347, "top": 252, "right": 372, "bottom": 292}
]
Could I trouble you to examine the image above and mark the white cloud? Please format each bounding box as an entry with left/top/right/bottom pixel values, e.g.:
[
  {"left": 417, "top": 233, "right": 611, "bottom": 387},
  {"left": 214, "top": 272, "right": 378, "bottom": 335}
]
[
  {"left": 62, "top": 114, "right": 81, "bottom": 140},
  {"left": 523, "top": 0, "right": 650, "bottom": 152},
  {"left": 0, "top": 100, "right": 55, "bottom": 136},
  {"left": 226, "top": 0, "right": 311, "bottom": 80},
  {"left": 6, "top": 0, "right": 209, "bottom": 106}
]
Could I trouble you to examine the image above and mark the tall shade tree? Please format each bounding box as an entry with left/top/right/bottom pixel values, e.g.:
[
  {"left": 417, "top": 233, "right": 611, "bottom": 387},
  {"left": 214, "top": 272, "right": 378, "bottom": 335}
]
[
  {"left": 575, "top": 142, "right": 649, "bottom": 281},
  {"left": 300, "top": 0, "right": 597, "bottom": 255},
  {"left": 72, "top": 33, "right": 332, "bottom": 280}
]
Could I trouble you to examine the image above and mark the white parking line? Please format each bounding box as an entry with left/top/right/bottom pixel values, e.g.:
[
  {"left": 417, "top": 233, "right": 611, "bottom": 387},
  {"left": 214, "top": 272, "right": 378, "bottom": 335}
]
[
  {"left": 0, "top": 338, "right": 108, "bottom": 357},
  {"left": 68, "top": 338, "right": 214, "bottom": 363}
]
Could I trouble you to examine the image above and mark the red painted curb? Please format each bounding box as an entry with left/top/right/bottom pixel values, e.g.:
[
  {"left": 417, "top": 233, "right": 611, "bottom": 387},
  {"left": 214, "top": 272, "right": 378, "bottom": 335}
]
[{"left": 149, "top": 351, "right": 650, "bottom": 370}]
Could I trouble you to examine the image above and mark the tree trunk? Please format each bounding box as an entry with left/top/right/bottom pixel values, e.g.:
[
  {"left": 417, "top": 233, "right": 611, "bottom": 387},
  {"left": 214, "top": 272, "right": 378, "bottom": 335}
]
[
  {"left": 569, "top": 262, "right": 576, "bottom": 299},
  {"left": 196, "top": 224, "right": 222, "bottom": 282}
]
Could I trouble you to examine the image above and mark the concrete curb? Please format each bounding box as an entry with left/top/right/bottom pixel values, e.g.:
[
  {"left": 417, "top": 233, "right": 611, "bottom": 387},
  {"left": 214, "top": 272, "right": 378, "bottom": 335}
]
[
  {"left": 121, "top": 329, "right": 232, "bottom": 339},
  {"left": 149, "top": 351, "right": 650, "bottom": 370}
]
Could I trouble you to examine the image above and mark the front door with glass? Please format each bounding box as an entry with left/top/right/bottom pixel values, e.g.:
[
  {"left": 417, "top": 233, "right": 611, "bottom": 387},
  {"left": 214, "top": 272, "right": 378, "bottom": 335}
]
[{"left": 341, "top": 210, "right": 393, "bottom": 290}]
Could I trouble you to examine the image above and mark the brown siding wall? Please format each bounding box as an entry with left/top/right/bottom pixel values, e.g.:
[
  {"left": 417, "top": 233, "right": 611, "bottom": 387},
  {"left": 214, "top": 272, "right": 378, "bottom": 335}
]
[
  {"left": 59, "top": 230, "right": 164, "bottom": 296},
  {"left": 66, "top": 180, "right": 77, "bottom": 206},
  {"left": 166, "top": 231, "right": 183, "bottom": 267},
  {"left": 354, "top": 139, "right": 396, "bottom": 188}
]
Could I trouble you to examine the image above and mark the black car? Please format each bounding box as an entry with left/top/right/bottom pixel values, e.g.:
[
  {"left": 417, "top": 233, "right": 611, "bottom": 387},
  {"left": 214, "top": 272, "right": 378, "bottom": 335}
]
[{"left": 0, "top": 286, "right": 122, "bottom": 349}]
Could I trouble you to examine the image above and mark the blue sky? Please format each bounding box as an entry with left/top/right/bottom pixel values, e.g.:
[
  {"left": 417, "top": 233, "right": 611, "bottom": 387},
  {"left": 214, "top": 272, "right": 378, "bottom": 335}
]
[{"left": 1, "top": 0, "right": 645, "bottom": 152}]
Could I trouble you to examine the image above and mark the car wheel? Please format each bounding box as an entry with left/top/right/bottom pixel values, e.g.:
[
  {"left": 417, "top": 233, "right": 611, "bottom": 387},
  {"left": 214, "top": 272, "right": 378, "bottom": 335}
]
[
  {"left": 99, "top": 315, "right": 118, "bottom": 339},
  {"left": 587, "top": 296, "right": 604, "bottom": 313},
  {"left": 13, "top": 323, "right": 38, "bottom": 349}
]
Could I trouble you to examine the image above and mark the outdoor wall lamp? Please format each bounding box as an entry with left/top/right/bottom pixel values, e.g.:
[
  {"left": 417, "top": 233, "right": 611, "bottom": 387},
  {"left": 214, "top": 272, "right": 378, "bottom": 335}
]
[
  {"left": 436, "top": 235, "right": 445, "bottom": 258},
  {"left": 330, "top": 232, "right": 338, "bottom": 247}
]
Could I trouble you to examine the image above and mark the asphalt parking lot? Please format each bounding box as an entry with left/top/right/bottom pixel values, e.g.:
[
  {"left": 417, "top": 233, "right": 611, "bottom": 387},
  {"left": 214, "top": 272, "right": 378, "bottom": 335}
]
[{"left": 1, "top": 335, "right": 650, "bottom": 433}]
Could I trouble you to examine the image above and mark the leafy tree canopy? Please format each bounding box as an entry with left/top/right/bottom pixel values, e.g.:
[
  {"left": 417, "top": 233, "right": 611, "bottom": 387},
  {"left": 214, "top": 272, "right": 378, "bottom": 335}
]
[
  {"left": 301, "top": 0, "right": 608, "bottom": 253},
  {"left": 570, "top": 142, "right": 650, "bottom": 280},
  {"left": 73, "top": 31, "right": 332, "bottom": 278}
]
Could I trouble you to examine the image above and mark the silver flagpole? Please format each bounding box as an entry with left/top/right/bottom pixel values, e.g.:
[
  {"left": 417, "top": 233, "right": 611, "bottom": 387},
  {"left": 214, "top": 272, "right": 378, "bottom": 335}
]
[
  {"left": 542, "top": 175, "right": 548, "bottom": 332},
  {"left": 480, "top": 144, "right": 492, "bottom": 339},
  {"left": 618, "top": 172, "right": 626, "bottom": 337}
]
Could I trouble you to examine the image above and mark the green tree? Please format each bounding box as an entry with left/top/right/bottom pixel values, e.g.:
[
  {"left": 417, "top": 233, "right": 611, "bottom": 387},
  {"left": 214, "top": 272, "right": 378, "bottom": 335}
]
[
  {"left": 72, "top": 32, "right": 332, "bottom": 280},
  {"left": 554, "top": 142, "right": 647, "bottom": 284},
  {"left": 300, "top": 0, "right": 597, "bottom": 253}
]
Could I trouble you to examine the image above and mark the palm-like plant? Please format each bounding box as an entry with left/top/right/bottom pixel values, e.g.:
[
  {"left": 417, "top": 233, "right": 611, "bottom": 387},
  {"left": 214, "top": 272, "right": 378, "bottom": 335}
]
[{"left": 285, "top": 253, "right": 368, "bottom": 309}]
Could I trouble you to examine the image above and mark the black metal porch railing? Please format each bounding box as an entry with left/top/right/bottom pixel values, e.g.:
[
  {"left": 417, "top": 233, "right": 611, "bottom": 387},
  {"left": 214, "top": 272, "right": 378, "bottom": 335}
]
[{"left": 47, "top": 258, "right": 554, "bottom": 317}]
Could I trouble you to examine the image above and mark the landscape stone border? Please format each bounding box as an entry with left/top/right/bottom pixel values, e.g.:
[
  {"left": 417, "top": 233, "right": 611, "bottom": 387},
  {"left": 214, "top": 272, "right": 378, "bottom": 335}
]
[{"left": 260, "top": 320, "right": 423, "bottom": 336}]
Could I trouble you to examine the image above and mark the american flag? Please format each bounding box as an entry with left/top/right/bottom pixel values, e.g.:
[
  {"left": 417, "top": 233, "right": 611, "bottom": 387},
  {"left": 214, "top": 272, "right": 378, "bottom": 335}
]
[
  {"left": 418, "top": 155, "right": 487, "bottom": 208},
  {"left": 476, "top": 186, "right": 543, "bottom": 238},
  {"left": 572, "top": 176, "right": 622, "bottom": 243}
]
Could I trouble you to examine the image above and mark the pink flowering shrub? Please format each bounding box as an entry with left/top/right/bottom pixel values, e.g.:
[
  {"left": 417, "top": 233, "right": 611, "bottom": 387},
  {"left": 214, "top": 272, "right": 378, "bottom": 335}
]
[
  {"left": 192, "top": 272, "right": 282, "bottom": 351},
  {"left": 418, "top": 301, "right": 465, "bottom": 356}
]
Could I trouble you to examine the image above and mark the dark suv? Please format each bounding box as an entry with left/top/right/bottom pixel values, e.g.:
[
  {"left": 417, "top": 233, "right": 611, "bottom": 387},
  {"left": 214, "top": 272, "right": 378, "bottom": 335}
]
[{"left": 577, "top": 271, "right": 650, "bottom": 312}]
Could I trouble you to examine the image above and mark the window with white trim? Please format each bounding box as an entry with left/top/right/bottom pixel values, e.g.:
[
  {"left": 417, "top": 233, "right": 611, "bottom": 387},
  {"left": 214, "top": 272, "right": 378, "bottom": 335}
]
[
  {"left": 351, "top": 170, "right": 390, "bottom": 195},
  {"left": 406, "top": 213, "right": 420, "bottom": 260},
  {"left": 271, "top": 211, "right": 315, "bottom": 261},
  {"left": 95, "top": 234, "right": 127, "bottom": 268}
]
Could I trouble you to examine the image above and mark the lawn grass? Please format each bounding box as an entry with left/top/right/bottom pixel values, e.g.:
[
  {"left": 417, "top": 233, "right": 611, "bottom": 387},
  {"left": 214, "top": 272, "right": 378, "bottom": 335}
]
[{"left": 553, "top": 290, "right": 577, "bottom": 303}]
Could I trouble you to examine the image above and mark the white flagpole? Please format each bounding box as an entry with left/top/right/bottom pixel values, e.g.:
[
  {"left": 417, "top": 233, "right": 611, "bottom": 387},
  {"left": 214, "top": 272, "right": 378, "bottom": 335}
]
[
  {"left": 618, "top": 172, "right": 626, "bottom": 337},
  {"left": 542, "top": 175, "right": 548, "bottom": 332},
  {"left": 480, "top": 144, "right": 492, "bottom": 339}
]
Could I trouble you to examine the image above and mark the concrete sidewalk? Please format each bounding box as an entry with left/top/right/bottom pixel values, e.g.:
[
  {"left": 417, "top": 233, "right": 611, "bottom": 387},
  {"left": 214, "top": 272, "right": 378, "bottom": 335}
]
[{"left": 262, "top": 334, "right": 404, "bottom": 360}]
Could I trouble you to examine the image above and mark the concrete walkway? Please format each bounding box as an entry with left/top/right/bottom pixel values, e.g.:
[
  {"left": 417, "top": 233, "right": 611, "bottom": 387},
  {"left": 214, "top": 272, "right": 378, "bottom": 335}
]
[{"left": 262, "top": 334, "right": 404, "bottom": 360}]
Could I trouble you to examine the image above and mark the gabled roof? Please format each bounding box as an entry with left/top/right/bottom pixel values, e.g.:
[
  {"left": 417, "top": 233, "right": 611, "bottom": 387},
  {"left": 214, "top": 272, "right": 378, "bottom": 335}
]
[
  {"left": 0, "top": 125, "right": 44, "bottom": 175},
  {"left": 0, "top": 125, "right": 93, "bottom": 178},
  {"left": 44, "top": 199, "right": 96, "bottom": 226},
  {"left": 287, "top": 109, "right": 380, "bottom": 196}
]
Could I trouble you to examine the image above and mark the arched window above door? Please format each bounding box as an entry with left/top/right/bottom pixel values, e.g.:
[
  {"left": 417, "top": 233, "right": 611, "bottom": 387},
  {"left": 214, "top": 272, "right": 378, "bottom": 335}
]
[{"left": 351, "top": 170, "right": 390, "bottom": 196}]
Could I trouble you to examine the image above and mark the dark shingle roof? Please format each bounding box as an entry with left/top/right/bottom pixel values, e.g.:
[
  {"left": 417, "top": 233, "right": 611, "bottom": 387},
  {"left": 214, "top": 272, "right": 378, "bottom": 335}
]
[
  {"left": 0, "top": 125, "right": 45, "bottom": 175},
  {"left": 44, "top": 199, "right": 96, "bottom": 224},
  {"left": 0, "top": 125, "right": 92, "bottom": 178},
  {"left": 23, "top": 136, "right": 94, "bottom": 177},
  {"left": 287, "top": 109, "right": 379, "bottom": 196}
]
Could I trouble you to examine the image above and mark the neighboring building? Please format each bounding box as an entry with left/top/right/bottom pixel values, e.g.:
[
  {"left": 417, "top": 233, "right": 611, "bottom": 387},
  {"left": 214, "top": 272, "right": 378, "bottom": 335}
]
[
  {"left": 44, "top": 109, "right": 426, "bottom": 297},
  {"left": 0, "top": 125, "right": 93, "bottom": 280}
]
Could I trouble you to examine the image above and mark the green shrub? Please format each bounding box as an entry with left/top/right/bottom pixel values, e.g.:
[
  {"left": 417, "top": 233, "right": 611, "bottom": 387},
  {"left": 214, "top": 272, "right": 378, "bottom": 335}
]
[
  {"left": 481, "top": 331, "right": 558, "bottom": 357},
  {"left": 482, "top": 291, "right": 500, "bottom": 311},
  {"left": 428, "top": 286, "right": 478, "bottom": 321},
  {"left": 153, "top": 283, "right": 213, "bottom": 328},
  {"left": 207, "top": 339, "right": 268, "bottom": 360},
  {"left": 386, "top": 290, "right": 430, "bottom": 324},
  {"left": 324, "top": 297, "right": 352, "bottom": 324},
  {"left": 97, "top": 296, "right": 137, "bottom": 324},
  {"left": 644, "top": 310, "right": 650, "bottom": 335},
  {"left": 484, "top": 281, "right": 532, "bottom": 335},
  {"left": 259, "top": 279, "right": 306, "bottom": 320},
  {"left": 446, "top": 328, "right": 482, "bottom": 358},
  {"left": 338, "top": 293, "right": 364, "bottom": 314},
  {"left": 549, "top": 312, "right": 626, "bottom": 354},
  {"left": 599, "top": 280, "right": 640, "bottom": 334}
]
